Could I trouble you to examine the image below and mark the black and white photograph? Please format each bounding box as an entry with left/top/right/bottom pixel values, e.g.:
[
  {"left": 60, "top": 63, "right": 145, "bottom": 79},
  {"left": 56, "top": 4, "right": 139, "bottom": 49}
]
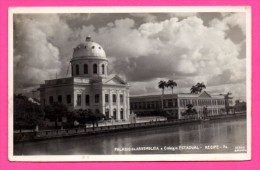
[{"left": 9, "top": 7, "right": 251, "bottom": 161}]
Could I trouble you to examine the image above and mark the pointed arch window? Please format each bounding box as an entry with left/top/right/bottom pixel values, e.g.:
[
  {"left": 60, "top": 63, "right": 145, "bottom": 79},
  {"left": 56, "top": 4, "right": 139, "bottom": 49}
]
[
  {"left": 84, "top": 64, "right": 88, "bottom": 74},
  {"left": 93, "top": 64, "right": 97, "bottom": 74}
]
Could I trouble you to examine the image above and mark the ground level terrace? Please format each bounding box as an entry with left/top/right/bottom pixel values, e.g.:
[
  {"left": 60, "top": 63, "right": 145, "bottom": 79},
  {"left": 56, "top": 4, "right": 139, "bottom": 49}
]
[{"left": 130, "top": 91, "right": 228, "bottom": 119}]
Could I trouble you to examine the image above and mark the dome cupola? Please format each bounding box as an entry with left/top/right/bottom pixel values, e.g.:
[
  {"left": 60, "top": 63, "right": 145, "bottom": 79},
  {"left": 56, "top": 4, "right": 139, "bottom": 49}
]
[
  {"left": 71, "top": 36, "right": 108, "bottom": 79},
  {"left": 72, "top": 36, "right": 106, "bottom": 60}
]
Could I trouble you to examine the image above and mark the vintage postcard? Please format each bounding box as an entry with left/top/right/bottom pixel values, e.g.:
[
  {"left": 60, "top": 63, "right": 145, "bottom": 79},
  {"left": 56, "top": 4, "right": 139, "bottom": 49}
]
[{"left": 8, "top": 6, "right": 251, "bottom": 161}]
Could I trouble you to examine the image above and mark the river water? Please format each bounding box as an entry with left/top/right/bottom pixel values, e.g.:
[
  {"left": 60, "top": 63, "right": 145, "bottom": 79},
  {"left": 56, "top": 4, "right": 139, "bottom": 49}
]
[{"left": 14, "top": 117, "right": 247, "bottom": 155}]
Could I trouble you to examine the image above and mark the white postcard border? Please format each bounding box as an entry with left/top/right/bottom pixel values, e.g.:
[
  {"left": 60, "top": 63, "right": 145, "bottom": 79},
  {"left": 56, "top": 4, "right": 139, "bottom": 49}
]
[{"left": 8, "top": 6, "right": 252, "bottom": 162}]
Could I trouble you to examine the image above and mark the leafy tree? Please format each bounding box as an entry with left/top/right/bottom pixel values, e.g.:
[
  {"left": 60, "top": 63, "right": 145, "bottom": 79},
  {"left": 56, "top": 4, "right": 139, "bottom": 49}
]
[
  {"left": 166, "top": 80, "right": 177, "bottom": 95},
  {"left": 182, "top": 104, "right": 198, "bottom": 119},
  {"left": 190, "top": 82, "right": 206, "bottom": 94},
  {"left": 74, "top": 109, "right": 105, "bottom": 129},
  {"left": 87, "top": 110, "right": 105, "bottom": 129},
  {"left": 158, "top": 80, "right": 167, "bottom": 109},
  {"left": 14, "top": 94, "right": 44, "bottom": 131},
  {"left": 202, "top": 106, "right": 208, "bottom": 118},
  {"left": 44, "top": 102, "right": 68, "bottom": 129}
]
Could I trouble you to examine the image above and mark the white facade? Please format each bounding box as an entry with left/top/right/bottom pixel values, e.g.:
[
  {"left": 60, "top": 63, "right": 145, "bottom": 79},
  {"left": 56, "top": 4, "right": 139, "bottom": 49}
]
[
  {"left": 130, "top": 91, "right": 226, "bottom": 119},
  {"left": 39, "top": 36, "right": 130, "bottom": 121}
]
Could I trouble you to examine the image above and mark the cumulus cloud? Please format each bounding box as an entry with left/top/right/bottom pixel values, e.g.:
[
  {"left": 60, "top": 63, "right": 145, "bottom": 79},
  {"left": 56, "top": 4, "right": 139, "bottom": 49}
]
[
  {"left": 14, "top": 14, "right": 63, "bottom": 92},
  {"left": 210, "top": 13, "right": 246, "bottom": 35},
  {"left": 129, "top": 13, "right": 157, "bottom": 22},
  {"left": 98, "top": 16, "right": 245, "bottom": 83},
  {"left": 13, "top": 13, "right": 247, "bottom": 100}
]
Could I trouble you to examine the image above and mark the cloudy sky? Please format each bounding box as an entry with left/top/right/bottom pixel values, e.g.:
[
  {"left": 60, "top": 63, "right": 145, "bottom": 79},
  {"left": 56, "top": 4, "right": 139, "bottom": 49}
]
[{"left": 13, "top": 12, "right": 247, "bottom": 101}]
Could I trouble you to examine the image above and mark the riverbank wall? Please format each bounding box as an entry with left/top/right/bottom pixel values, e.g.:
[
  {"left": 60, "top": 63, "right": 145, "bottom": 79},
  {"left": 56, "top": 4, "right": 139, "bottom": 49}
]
[{"left": 14, "top": 113, "right": 246, "bottom": 143}]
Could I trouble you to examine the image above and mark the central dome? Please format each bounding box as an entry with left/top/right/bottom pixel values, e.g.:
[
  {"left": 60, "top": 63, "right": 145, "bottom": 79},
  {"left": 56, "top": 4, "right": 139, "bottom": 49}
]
[{"left": 72, "top": 36, "right": 106, "bottom": 60}]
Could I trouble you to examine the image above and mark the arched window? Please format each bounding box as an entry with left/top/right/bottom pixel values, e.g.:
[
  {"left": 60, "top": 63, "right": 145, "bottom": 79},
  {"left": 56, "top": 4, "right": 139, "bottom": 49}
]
[
  {"left": 113, "top": 109, "right": 117, "bottom": 120},
  {"left": 120, "top": 108, "right": 124, "bottom": 120},
  {"left": 102, "top": 64, "right": 105, "bottom": 74},
  {"left": 71, "top": 65, "right": 74, "bottom": 76},
  {"left": 76, "top": 64, "right": 79, "bottom": 75},
  {"left": 84, "top": 64, "right": 88, "bottom": 74},
  {"left": 93, "top": 64, "right": 97, "bottom": 74},
  {"left": 105, "top": 109, "right": 109, "bottom": 119}
]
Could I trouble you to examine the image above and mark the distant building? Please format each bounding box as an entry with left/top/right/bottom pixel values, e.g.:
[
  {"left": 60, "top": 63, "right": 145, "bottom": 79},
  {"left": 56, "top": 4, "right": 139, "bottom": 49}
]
[
  {"left": 39, "top": 36, "right": 130, "bottom": 121},
  {"left": 224, "top": 94, "right": 235, "bottom": 114},
  {"left": 234, "top": 100, "right": 247, "bottom": 113},
  {"left": 130, "top": 91, "right": 226, "bottom": 119}
]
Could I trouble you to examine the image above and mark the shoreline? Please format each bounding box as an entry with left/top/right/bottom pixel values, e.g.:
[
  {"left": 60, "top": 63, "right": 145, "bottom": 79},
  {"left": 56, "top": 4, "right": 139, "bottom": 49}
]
[{"left": 14, "top": 113, "right": 246, "bottom": 143}]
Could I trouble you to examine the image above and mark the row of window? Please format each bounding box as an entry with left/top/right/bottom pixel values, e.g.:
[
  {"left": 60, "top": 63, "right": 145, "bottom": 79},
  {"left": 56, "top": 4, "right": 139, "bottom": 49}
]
[
  {"left": 105, "top": 94, "right": 124, "bottom": 103},
  {"left": 130, "top": 99, "right": 178, "bottom": 110},
  {"left": 48, "top": 94, "right": 92, "bottom": 106},
  {"left": 76, "top": 94, "right": 97, "bottom": 106},
  {"left": 48, "top": 93, "right": 125, "bottom": 106},
  {"left": 72, "top": 63, "right": 106, "bottom": 76},
  {"left": 180, "top": 99, "right": 225, "bottom": 107},
  {"left": 198, "top": 99, "right": 225, "bottom": 106},
  {"left": 105, "top": 108, "right": 124, "bottom": 120},
  {"left": 48, "top": 95, "right": 72, "bottom": 105},
  {"left": 197, "top": 108, "right": 225, "bottom": 115},
  {"left": 131, "top": 98, "right": 226, "bottom": 109}
]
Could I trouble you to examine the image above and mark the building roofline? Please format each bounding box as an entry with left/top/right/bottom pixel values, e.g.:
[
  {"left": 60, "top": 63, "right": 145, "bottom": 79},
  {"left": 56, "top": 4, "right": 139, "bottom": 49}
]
[{"left": 130, "top": 91, "right": 224, "bottom": 98}]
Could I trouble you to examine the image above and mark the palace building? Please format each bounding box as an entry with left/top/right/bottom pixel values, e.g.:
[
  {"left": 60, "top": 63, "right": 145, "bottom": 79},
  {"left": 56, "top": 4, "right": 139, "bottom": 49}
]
[
  {"left": 39, "top": 36, "right": 130, "bottom": 121},
  {"left": 130, "top": 91, "right": 227, "bottom": 119}
]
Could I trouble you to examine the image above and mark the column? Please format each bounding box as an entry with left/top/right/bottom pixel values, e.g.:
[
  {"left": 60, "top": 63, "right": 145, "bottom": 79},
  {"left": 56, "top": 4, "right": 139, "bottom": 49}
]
[
  {"left": 74, "top": 91, "right": 77, "bottom": 107},
  {"left": 197, "top": 98, "right": 199, "bottom": 118},
  {"left": 102, "top": 90, "right": 105, "bottom": 116},
  {"left": 116, "top": 90, "right": 120, "bottom": 120},
  {"left": 109, "top": 90, "right": 113, "bottom": 118},
  {"left": 123, "top": 90, "right": 127, "bottom": 121},
  {"left": 216, "top": 100, "right": 219, "bottom": 115},
  {"left": 127, "top": 90, "right": 130, "bottom": 121},
  {"left": 210, "top": 99, "right": 213, "bottom": 115},
  {"left": 177, "top": 98, "right": 181, "bottom": 119}
]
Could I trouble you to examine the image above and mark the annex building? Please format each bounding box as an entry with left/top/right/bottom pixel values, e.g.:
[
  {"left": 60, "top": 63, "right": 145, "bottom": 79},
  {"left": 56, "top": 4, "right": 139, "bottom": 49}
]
[
  {"left": 130, "top": 91, "right": 229, "bottom": 119},
  {"left": 39, "top": 36, "right": 130, "bottom": 121}
]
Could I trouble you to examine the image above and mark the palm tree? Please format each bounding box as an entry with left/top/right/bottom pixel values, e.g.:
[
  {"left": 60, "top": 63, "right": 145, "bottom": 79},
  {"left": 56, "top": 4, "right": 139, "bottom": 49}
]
[
  {"left": 190, "top": 82, "right": 206, "bottom": 94},
  {"left": 166, "top": 80, "right": 177, "bottom": 95},
  {"left": 190, "top": 85, "right": 198, "bottom": 94},
  {"left": 158, "top": 80, "right": 167, "bottom": 109},
  {"left": 196, "top": 82, "right": 206, "bottom": 93}
]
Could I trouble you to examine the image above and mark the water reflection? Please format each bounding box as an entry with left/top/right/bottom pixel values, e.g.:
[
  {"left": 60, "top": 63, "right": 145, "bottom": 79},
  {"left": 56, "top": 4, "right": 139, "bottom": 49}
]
[{"left": 14, "top": 117, "right": 246, "bottom": 155}]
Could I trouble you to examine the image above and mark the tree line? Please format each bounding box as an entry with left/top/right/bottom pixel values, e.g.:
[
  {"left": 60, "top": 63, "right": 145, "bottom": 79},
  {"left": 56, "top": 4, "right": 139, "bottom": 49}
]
[{"left": 14, "top": 94, "right": 104, "bottom": 130}]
